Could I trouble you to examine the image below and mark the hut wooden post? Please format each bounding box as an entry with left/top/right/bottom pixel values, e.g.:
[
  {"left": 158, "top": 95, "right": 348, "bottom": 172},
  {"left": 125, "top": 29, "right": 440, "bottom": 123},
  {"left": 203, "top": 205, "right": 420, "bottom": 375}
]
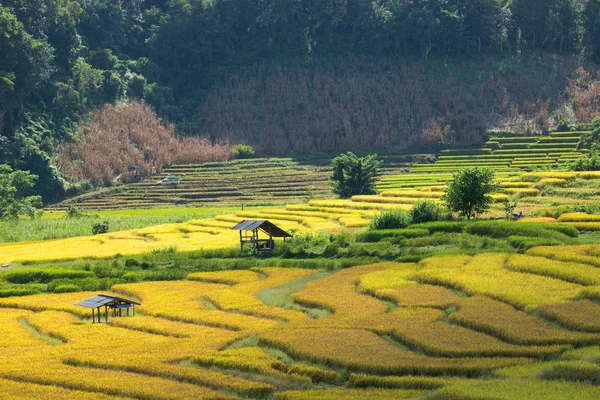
[{"left": 92, "top": 308, "right": 95, "bottom": 324}]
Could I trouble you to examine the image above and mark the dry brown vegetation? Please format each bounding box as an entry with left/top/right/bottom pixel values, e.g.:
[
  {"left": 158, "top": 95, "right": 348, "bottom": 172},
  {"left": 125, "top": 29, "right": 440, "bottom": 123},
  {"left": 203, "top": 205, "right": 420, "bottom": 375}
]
[
  {"left": 197, "top": 56, "right": 600, "bottom": 155},
  {"left": 58, "top": 102, "right": 232, "bottom": 185}
]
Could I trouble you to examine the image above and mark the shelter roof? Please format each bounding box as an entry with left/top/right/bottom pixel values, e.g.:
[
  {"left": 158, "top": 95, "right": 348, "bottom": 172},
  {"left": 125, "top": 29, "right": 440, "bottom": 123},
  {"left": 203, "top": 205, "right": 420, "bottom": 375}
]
[
  {"left": 231, "top": 220, "right": 292, "bottom": 238},
  {"left": 75, "top": 294, "right": 140, "bottom": 309}
]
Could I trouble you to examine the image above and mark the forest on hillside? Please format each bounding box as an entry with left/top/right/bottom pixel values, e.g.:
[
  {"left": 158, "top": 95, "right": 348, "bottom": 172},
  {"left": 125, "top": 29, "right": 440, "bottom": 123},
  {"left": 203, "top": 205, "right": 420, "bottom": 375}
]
[{"left": 2, "top": 0, "right": 600, "bottom": 201}]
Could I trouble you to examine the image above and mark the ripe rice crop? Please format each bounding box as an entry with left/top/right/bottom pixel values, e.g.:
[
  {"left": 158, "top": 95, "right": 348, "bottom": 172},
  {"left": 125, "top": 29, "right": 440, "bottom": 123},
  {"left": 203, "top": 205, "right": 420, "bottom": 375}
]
[
  {"left": 275, "top": 388, "right": 423, "bottom": 400},
  {"left": 504, "top": 188, "right": 540, "bottom": 197},
  {"left": 350, "top": 195, "right": 423, "bottom": 204},
  {"left": 293, "top": 263, "right": 393, "bottom": 318},
  {"left": 415, "top": 254, "right": 583, "bottom": 310},
  {"left": 373, "top": 308, "right": 568, "bottom": 359},
  {"left": 501, "top": 182, "right": 534, "bottom": 188},
  {"left": 580, "top": 287, "right": 600, "bottom": 301},
  {"left": 518, "top": 217, "right": 558, "bottom": 223},
  {"left": 379, "top": 190, "right": 444, "bottom": 198},
  {"left": 0, "top": 221, "right": 240, "bottom": 264},
  {"left": 0, "top": 377, "right": 130, "bottom": 400},
  {"left": 260, "top": 328, "right": 528, "bottom": 376},
  {"left": 526, "top": 244, "right": 600, "bottom": 268},
  {"left": 348, "top": 373, "right": 464, "bottom": 389},
  {"left": 449, "top": 296, "right": 600, "bottom": 345},
  {"left": 537, "top": 301, "right": 600, "bottom": 333},
  {"left": 309, "top": 199, "right": 412, "bottom": 211},
  {"left": 426, "top": 378, "right": 600, "bottom": 400},
  {"left": 521, "top": 171, "right": 600, "bottom": 181},
  {"left": 506, "top": 255, "right": 600, "bottom": 286},
  {"left": 287, "top": 363, "right": 344, "bottom": 384},
  {"left": 558, "top": 213, "right": 600, "bottom": 222},
  {"left": 357, "top": 264, "right": 419, "bottom": 292},
  {"left": 373, "top": 285, "right": 461, "bottom": 309},
  {"left": 285, "top": 204, "right": 376, "bottom": 216},
  {"left": 535, "top": 178, "right": 568, "bottom": 189},
  {"left": 191, "top": 347, "right": 310, "bottom": 384},
  {"left": 338, "top": 216, "right": 370, "bottom": 228},
  {"left": 2, "top": 261, "right": 600, "bottom": 398},
  {"left": 188, "top": 270, "right": 262, "bottom": 285}
]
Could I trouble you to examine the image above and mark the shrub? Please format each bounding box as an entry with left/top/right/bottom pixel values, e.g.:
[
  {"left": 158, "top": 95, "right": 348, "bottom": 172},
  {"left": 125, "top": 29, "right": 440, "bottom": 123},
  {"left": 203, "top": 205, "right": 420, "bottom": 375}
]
[
  {"left": 355, "top": 228, "right": 430, "bottom": 242},
  {"left": 538, "top": 361, "right": 600, "bottom": 384},
  {"left": 125, "top": 258, "right": 140, "bottom": 268},
  {"left": 464, "top": 221, "right": 577, "bottom": 241},
  {"left": 121, "top": 272, "right": 140, "bottom": 283},
  {"left": 2, "top": 269, "right": 93, "bottom": 284},
  {"left": 508, "top": 236, "right": 563, "bottom": 250},
  {"left": 410, "top": 221, "right": 466, "bottom": 233},
  {"left": 92, "top": 221, "right": 109, "bottom": 235},
  {"left": 0, "top": 287, "right": 42, "bottom": 297},
  {"left": 442, "top": 167, "right": 499, "bottom": 220},
  {"left": 369, "top": 210, "right": 411, "bottom": 230},
  {"left": 233, "top": 144, "right": 255, "bottom": 159},
  {"left": 53, "top": 284, "right": 81, "bottom": 293},
  {"left": 331, "top": 152, "right": 382, "bottom": 198},
  {"left": 410, "top": 200, "right": 443, "bottom": 224}
]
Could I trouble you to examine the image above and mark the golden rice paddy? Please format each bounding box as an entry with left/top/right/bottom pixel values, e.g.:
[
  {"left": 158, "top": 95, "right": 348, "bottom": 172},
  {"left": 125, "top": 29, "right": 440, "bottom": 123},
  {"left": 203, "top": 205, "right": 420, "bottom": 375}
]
[{"left": 0, "top": 258, "right": 599, "bottom": 399}]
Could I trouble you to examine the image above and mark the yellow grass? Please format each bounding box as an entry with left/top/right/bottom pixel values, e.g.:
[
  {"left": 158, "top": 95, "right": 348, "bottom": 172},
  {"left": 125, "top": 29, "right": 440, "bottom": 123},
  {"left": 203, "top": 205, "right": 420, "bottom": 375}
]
[
  {"left": 527, "top": 244, "right": 600, "bottom": 268},
  {"left": 450, "top": 296, "right": 600, "bottom": 345},
  {"left": 537, "top": 300, "right": 600, "bottom": 333},
  {"left": 415, "top": 254, "right": 583, "bottom": 310},
  {"left": 260, "top": 327, "right": 527, "bottom": 375},
  {"left": 1, "top": 261, "right": 599, "bottom": 398},
  {"left": 275, "top": 388, "right": 423, "bottom": 400},
  {"left": 518, "top": 217, "right": 557, "bottom": 223},
  {"left": 506, "top": 254, "right": 600, "bottom": 285},
  {"left": 373, "top": 285, "right": 461, "bottom": 308},
  {"left": 0, "top": 377, "right": 129, "bottom": 400},
  {"left": 558, "top": 213, "right": 600, "bottom": 222}
]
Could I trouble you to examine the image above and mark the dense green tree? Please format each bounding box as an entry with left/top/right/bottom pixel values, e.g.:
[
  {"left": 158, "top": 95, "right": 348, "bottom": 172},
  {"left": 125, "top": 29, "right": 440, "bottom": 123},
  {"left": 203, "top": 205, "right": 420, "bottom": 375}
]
[
  {"left": 0, "top": 0, "right": 600, "bottom": 205},
  {"left": 442, "top": 167, "right": 499, "bottom": 220},
  {"left": 510, "top": 0, "right": 578, "bottom": 52},
  {"left": 331, "top": 152, "right": 382, "bottom": 198},
  {"left": 0, "top": 164, "right": 42, "bottom": 219},
  {"left": 583, "top": 0, "right": 600, "bottom": 61}
]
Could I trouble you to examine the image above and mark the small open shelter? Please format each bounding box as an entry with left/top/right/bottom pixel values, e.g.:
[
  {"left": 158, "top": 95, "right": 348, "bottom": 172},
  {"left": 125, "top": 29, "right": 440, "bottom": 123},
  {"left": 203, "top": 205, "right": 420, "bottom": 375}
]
[
  {"left": 75, "top": 294, "right": 140, "bottom": 323},
  {"left": 232, "top": 220, "right": 292, "bottom": 253}
]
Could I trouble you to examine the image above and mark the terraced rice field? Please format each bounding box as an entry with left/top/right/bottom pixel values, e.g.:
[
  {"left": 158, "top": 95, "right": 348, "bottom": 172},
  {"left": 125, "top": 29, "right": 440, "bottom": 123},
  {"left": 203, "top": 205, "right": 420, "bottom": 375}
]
[
  {"left": 0, "top": 258, "right": 598, "bottom": 399},
  {"left": 50, "top": 153, "right": 425, "bottom": 211}
]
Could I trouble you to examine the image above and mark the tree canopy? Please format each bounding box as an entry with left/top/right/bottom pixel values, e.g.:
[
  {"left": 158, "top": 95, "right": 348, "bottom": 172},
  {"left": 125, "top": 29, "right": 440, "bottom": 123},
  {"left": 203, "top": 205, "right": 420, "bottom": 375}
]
[
  {"left": 1, "top": 0, "right": 600, "bottom": 202},
  {"left": 442, "top": 167, "right": 499, "bottom": 220},
  {"left": 331, "top": 152, "right": 382, "bottom": 198},
  {"left": 0, "top": 164, "right": 42, "bottom": 219}
]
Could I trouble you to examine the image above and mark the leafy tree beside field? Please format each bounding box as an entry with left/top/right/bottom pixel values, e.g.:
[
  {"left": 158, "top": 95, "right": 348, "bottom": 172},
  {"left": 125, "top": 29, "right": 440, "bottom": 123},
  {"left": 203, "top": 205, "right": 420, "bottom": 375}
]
[
  {"left": 442, "top": 167, "right": 498, "bottom": 220},
  {"left": 0, "top": 164, "right": 41, "bottom": 219},
  {"left": 331, "top": 152, "right": 382, "bottom": 198}
]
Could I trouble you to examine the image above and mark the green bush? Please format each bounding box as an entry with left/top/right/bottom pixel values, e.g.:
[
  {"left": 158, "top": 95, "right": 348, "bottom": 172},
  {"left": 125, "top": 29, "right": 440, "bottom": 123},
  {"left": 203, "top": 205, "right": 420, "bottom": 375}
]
[
  {"left": 125, "top": 258, "right": 140, "bottom": 268},
  {"left": 233, "top": 144, "right": 255, "bottom": 159},
  {"left": 0, "top": 287, "right": 42, "bottom": 297},
  {"left": 410, "top": 221, "right": 467, "bottom": 233},
  {"left": 538, "top": 361, "right": 600, "bottom": 384},
  {"left": 2, "top": 269, "right": 93, "bottom": 284},
  {"left": 410, "top": 200, "right": 443, "bottom": 224},
  {"left": 355, "top": 228, "right": 429, "bottom": 243},
  {"left": 92, "top": 220, "right": 109, "bottom": 235},
  {"left": 369, "top": 210, "right": 411, "bottom": 230},
  {"left": 508, "top": 235, "right": 562, "bottom": 250},
  {"left": 464, "top": 221, "right": 577, "bottom": 241},
  {"left": 53, "top": 284, "right": 81, "bottom": 293},
  {"left": 121, "top": 272, "right": 140, "bottom": 283}
]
